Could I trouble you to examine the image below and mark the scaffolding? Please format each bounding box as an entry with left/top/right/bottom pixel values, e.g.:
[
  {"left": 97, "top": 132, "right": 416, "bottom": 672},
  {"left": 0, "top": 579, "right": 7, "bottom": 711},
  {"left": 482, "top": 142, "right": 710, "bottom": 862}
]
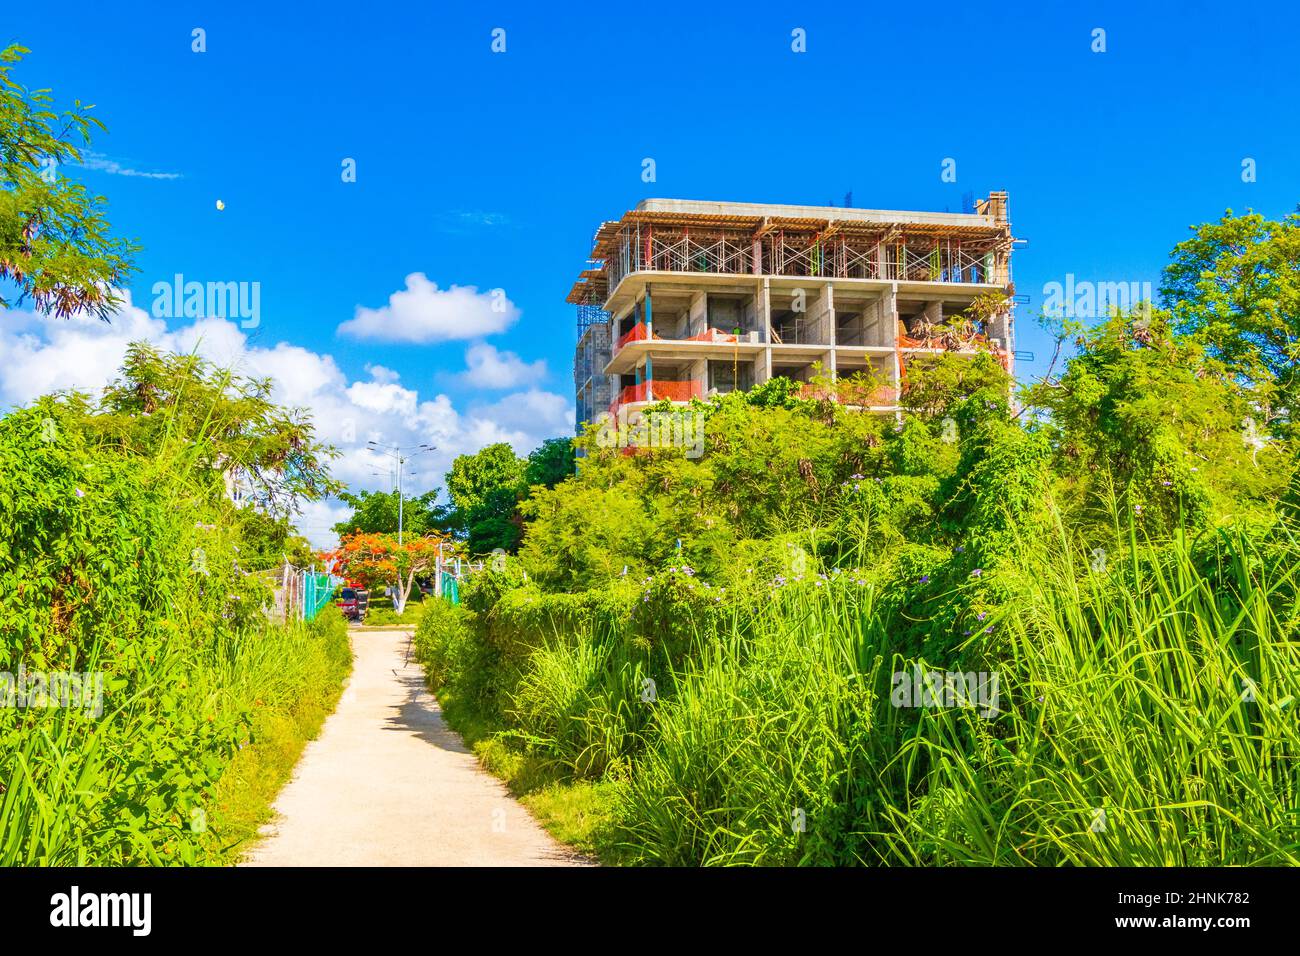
[
  {"left": 567, "top": 193, "right": 1018, "bottom": 426},
  {"left": 568, "top": 194, "right": 1014, "bottom": 301},
  {"left": 577, "top": 302, "right": 609, "bottom": 335}
]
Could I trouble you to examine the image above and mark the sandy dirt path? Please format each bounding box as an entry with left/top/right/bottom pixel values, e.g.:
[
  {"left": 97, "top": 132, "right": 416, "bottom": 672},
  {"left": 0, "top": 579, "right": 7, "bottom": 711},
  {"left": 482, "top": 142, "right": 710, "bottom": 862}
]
[{"left": 243, "top": 626, "right": 587, "bottom": 867}]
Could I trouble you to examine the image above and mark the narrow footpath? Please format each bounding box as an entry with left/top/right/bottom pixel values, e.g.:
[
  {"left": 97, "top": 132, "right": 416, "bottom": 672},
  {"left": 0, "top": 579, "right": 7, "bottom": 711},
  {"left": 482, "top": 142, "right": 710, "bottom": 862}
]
[{"left": 244, "top": 626, "right": 587, "bottom": 866}]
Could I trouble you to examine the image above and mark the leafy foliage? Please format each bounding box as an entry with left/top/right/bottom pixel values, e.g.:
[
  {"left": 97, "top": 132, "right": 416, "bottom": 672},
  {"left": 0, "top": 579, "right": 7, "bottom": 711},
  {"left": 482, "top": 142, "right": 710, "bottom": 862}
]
[
  {"left": 442, "top": 442, "right": 527, "bottom": 555},
  {"left": 524, "top": 437, "right": 576, "bottom": 489},
  {"left": 331, "top": 487, "right": 442, "bottom": 537},
  {"left": 95, "top": 343, "right": 341, "bottom": 515},
  {"left": 0, "top": 44, "right": 138, "bottom": 320},
  {"left": 1161, "top": 208, "right": 1300, "bottom": 430},
  {"left": 0, "top": 373, "right": 348, "bottom": 864}
]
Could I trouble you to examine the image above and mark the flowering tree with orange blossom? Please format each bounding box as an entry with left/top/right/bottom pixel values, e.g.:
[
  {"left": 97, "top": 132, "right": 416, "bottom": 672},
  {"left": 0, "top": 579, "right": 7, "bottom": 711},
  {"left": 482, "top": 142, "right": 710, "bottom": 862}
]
[{"left": 324, "top": 531, "right": 447, "bottom": 613}]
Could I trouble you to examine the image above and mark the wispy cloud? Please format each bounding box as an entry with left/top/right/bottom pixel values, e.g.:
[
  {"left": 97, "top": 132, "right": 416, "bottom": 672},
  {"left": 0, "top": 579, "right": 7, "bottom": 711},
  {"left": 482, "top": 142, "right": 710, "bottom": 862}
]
[
  {"left": 76, "top": 151, "right": 182, "bottom": 180},
  {"left": 429, "top": 210, "right": 513, "bottom": 233}
]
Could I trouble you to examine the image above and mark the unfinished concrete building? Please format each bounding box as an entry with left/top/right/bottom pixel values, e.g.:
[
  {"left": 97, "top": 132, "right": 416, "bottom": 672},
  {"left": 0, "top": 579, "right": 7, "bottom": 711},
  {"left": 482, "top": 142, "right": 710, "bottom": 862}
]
[{"left": 569, "top": 193, "right": 1016, "bottom": 432}]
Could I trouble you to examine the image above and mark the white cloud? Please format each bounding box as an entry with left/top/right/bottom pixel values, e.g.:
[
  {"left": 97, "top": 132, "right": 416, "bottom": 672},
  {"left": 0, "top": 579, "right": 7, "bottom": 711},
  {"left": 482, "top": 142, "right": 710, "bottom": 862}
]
[
  {"left": 457, "top": 342, "right": 547, "bottom": 389},
  {"left": 464, "top": 389, "right": 575, "bottom": 451},
  {"left": 337, "top": 273, "right": 520, "bottom": 343},
  {"left": 76, "top": 151, "right": 182, "bottom": 180},
  {"left": 293, "top": 498, "right": 355, "bottom": 552},
  {"left": 346, "top": 380, "right": 419, "bottom": 417},
  {"left": 0, "top": 293, "right": 573, "bottom": 552}
]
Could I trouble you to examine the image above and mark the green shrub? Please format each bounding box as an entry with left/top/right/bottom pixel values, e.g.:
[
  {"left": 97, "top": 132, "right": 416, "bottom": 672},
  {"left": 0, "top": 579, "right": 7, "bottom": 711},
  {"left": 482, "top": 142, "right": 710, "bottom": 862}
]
[{"left": 0, "top": 398, "right": 350, "bottom": 865}]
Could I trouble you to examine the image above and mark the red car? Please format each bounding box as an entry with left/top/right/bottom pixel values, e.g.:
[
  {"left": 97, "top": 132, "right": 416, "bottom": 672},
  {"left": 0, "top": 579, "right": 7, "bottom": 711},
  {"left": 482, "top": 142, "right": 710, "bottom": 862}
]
[{"left": 336, "top": 586, "right": 366, "bottom": 621}]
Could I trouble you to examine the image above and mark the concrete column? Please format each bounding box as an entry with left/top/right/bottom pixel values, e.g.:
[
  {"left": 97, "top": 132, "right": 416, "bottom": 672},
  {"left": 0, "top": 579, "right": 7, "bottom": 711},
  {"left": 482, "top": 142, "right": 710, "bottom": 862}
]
[
  {"left": 809, "top": 282, "right": 834, "bottom": 345},
  {"left": 689, "top": 291, "right": 707, "bottom": 337},
  {"left": 825, "top": 282, "right": 836, "bottom": 346}
]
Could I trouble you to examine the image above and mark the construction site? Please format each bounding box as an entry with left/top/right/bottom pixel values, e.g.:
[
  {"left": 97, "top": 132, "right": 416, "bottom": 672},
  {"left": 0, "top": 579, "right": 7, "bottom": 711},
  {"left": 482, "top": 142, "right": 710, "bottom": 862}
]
[{"left": 570, "top": 192, "right": 1018, "bottom": 431}]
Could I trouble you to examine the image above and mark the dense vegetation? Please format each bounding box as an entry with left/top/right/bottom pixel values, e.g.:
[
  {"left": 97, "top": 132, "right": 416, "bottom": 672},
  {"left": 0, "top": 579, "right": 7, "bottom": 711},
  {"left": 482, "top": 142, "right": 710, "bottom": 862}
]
[
  {"left": 0, "top": 349, "right": 350, "bottom": 865},
  {"left": 414, "top": 211, "right": 1300, "bottom": 865},
  {"left": 0, "top": 47, "right": 356, "bottom": 866}
]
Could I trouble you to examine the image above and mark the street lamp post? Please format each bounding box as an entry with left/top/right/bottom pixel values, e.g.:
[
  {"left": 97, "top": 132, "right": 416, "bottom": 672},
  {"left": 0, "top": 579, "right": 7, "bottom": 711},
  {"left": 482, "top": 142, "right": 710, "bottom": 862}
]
[{"left": 367, "top": 441, "right": 437, "bottom": 611}]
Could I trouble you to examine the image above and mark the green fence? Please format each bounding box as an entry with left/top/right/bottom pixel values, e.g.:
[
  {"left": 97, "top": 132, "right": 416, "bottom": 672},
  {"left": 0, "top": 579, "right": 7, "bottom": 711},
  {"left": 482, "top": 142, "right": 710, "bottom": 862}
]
[
  {"left": 440, "top": 572, "right": 460, "bottom": 605},
  {"left": 303, "top": 572, "right": 338, "bottom": 621}
]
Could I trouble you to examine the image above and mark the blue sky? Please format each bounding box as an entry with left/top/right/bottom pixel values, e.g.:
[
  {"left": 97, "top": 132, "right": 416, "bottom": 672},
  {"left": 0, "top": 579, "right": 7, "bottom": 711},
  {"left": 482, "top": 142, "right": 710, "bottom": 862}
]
[{"left": 5, "top": 0, "right": 1299, "bottom": 541}]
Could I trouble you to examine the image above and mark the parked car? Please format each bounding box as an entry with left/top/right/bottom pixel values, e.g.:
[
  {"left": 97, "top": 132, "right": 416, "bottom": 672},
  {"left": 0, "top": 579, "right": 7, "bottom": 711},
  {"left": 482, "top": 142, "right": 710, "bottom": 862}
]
[{"left": 337, "top": 586, "right": 366, "bottom": 621}]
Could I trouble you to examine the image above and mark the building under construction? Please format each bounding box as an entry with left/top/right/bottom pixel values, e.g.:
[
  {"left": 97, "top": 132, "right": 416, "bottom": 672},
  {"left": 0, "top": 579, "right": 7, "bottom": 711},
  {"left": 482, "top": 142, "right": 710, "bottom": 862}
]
[{"left": 570, "top": 192, "right": 1017, "bottom": 431}]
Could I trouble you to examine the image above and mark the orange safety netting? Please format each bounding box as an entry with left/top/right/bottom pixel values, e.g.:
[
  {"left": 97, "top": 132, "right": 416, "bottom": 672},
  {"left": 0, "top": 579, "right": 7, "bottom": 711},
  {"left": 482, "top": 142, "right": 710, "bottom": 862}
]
[
  {"left": 615, "top": 322, "right": 650, "bottom": 350},
  {"left": 609, "top": 379, "right": 704, "bottom": 417},
  {"left": 685, "top": 328, "right": 740, "bottom": 344}
]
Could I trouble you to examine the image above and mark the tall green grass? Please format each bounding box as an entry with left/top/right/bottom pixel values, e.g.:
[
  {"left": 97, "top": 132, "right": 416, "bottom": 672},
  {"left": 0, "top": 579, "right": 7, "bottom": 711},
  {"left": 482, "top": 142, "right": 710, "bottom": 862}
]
[
  {"left": 417, "top": 519, "right": 1300, "bottom": 865},
  {"left": 877, "top": 526, "right": 1300, "bottom": 866},
  {"left": 0, "top": 602, "right": 350, "bottom": 866},
  {"left": 0, "top": 392, "right": 353, "bottom": 866}
]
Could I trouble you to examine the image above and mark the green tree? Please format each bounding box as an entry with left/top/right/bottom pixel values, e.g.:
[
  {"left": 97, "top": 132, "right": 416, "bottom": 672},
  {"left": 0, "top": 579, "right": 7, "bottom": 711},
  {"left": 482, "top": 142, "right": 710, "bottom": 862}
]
[
  {"left": 0, "top": 44, "right": 137, "bottom": 320},
  {"left": 1160, "top": 208, "right": 1300, "bottom": 430},
  {"left": 235, "top": 507, "right": 315, "bottom": 570},
  {"left": 446, "top": 443, "right": 526, "bottom": 515},
  {"left": 444, "top": 443, "right": 526, "bottom": 554},
  {"left": 901, "top": 350, "right": 1011, "bottom": 421},
  {"left": 332, "top": 488, "right": 442, "bottom": 537},
  {"left": 1024, "top": 310, "right": 1288, "bottom": 533},
  {"left": 524, "top": 437, "right": 575, "bottom": 489},
  {"left": 95, "top": 343, "right": 341, "bottom": 514}
]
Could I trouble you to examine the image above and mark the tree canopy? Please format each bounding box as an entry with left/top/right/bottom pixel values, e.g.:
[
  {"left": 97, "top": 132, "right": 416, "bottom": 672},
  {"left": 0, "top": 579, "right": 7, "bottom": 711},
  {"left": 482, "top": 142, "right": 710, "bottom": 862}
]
[
  {"left": 0, "top": 43, "right": 137, "bottom": 321},
  {"left": 443, "top": 442, "right": 527, "bottom": 554},
  {"left": 1160, "top": 208, "right": 1300, "bottom": 433},
  {"left": 94, "top": 343, "right": 341, "bottom": 515},
  {"left": 524, "top": 437, "right": 575, "bottom": 489},
  {"left": 331, "top": 487, "right": 444, "bottom": 537}
]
